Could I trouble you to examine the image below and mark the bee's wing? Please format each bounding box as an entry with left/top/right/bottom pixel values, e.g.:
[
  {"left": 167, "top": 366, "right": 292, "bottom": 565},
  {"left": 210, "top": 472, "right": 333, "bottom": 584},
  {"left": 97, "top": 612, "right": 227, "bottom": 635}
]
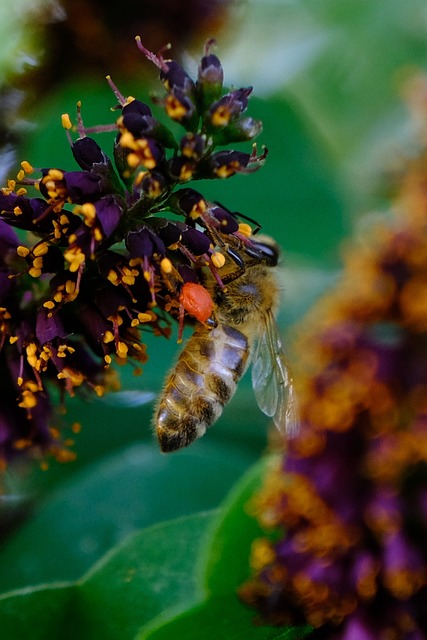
[{"left": 251, "top": 311, "right": 298, "bottom": 435}]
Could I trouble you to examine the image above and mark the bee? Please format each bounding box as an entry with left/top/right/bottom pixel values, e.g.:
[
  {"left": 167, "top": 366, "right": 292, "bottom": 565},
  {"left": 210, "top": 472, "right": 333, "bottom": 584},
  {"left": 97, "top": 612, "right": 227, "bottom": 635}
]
[{"left": 154, "top": 235, "right": 297, "bottom": 452}]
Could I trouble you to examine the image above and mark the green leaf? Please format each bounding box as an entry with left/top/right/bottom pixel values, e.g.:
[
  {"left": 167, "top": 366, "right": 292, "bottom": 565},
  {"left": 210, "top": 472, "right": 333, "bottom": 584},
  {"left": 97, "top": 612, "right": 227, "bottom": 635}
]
[
  {"left": 0, "top": 512, "right": 213, "bottom": 640},
  {"left": 139, "top": 595, "right": 310, "bottom": 640},
  {"left": 0, "top": 442, "right": 253, "bottom": 593},
  {"left": 0, "top": 583, "right": 75, "bottom": 640},
  {"left": 202, "top": 456, "right": 271, "bottom": 595},
  {"left": 138, "top": 458, "right": 312, "bottom": 640}
]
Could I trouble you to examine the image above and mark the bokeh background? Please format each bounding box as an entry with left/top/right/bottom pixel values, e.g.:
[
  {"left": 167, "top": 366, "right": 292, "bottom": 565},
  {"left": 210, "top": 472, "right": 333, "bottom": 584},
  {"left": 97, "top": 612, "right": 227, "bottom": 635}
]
[{"left": 1, "top": 0, "right": 427, "bottom": 636}]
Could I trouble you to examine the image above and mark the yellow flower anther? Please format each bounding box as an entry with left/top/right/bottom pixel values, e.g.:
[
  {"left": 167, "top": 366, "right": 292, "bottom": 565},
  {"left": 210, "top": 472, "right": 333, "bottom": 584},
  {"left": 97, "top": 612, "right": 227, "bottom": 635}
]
[
  {"left": 238, "top": 223, "right": 253, "bottom": 237},
  {"left": 61, "top": 113, "right": 73, "bottom": 130},
  {"left": 21, "top": 160, "right": 34, "bottom": 174},
  {"left": 46, "top": 168, "right": 64, "bottom": 181},
  {"left": 18, "top": 389, "right": 38, "bottom": 409},
  {"left": 160, "top": 257, "right": 173, "bottom": 273},
  {"left": 117, "top": 341, "right": 128, "bottom": 358},
  {"left": 211, "top": 251, "right": 226, "bottom": 268},
  {"left": 103, "top": 330, "right": 115, "bottom": 343},
  {"left": 17, "top": 246, "right": 30, "bottom": 258},
  {"left": 138, "top": 312, "right": 153, "bottom": 323}
]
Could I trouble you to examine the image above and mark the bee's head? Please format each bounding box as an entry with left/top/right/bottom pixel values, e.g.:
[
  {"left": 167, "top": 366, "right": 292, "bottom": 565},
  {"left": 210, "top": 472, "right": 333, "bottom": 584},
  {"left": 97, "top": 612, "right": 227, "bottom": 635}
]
[{"left": 246, "top": 235, "right": 280, "bottom": 267}]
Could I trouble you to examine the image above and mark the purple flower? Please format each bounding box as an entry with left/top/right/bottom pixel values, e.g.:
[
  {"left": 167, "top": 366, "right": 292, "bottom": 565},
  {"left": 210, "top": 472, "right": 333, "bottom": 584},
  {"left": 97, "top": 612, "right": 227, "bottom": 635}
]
[
  {"left": 240, "top": 100, "right": 427, "bottom": 638},
  {"left": 0, "top": 39, "right": 268, "bottom": 468}
]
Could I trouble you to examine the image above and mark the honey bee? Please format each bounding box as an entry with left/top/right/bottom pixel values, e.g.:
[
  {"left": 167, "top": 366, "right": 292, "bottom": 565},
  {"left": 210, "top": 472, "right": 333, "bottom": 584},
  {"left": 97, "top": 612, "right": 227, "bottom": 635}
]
[{"left": 154, "top": 235, "right": 297, "bottom": 452}]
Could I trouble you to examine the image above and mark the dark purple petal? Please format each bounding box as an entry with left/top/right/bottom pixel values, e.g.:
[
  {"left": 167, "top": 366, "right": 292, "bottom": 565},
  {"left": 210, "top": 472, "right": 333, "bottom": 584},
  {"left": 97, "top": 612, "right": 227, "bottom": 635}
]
[
  {"left": 95, "top": 195, "right": 123, "bottom": 238},
  {"left": 36, "top": 307, "right": 66, "bottom": 344},
  {"left": 126, "top": 226, "right": 166, "bottom": 259},
  {"left": 72, "top": 137, "right": 110, "bottom": 171},
  {"left": 181, "top": 227, "right": 211, "bottom": 255},
  {"left": 122, "top": 99, "right": 152, "bottom": 117}
]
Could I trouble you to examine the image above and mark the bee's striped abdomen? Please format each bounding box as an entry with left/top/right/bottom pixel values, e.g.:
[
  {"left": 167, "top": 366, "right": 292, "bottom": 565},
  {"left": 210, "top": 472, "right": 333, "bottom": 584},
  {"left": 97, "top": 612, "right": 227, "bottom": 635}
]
[{"left": 155, "top": 324, "right": 249, "bottom": 452}]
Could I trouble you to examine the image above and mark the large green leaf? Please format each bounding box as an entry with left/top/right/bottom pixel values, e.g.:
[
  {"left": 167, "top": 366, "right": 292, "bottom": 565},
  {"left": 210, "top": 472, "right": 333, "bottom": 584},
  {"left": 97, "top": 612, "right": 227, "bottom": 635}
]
[
  {"left": 138, "top": 458, "right": 312, "bottom": 640},
  {"left": 0, "top": 442, "right": 253, "bottom": 593},
  {"left": 0, "top": 512, "right": 213, "bottom": 640},
  {"left": 140, "top": 595, "right": 310, "bottom": 640},
  {"left": 0, "top": 461, "right": 312, "bottom": 639},
  {"left": 0, "top": 583, "right": 75, "bottom": 640}
]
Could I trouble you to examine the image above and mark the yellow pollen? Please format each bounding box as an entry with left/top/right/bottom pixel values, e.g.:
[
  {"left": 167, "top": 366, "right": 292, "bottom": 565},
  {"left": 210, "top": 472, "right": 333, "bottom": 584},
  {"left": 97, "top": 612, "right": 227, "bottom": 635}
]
[
  {"left": 238, "top": 223, "right": 253, "bottom": 237},
  {"left": 29, "top": 267, "right": 42, "bottom": 278},
  {"left": 138, "top": 312, "right": 153, "bottom": 323},
  {"left": 57, "top": 368, "right": 85, "bottom": 386},
  {"left": 26, "top": 343, "right": 37, "bottom": 357},
  {"left": 107, "top": 270, "right": 119, "bottom": 285},
  {"left": 17, "top": 246, "right": 30, "bottom": 257},
  {"left": 18, "top": 389, "right": 38, "bottom": 409},
  {"left": 47, "top": 168, "right": 64, "bottom": 181},
  {"left": 160, "top": 257, "right": 173, "bottom": 273},
  {"left": 43, "top": 300, "right": 56, "bottom": 310},
  {"left": 65, "top": 280, "right": 77, "bottom": 295},
  {"left": 61, "top": 113, "right": 73, "bottom": 130},
  {"left": 211, "top": 105, "right": 231, "bottom": 127},
  {"left": 33, "top": 243, "right": 49, "bottom": 257},
  {"left": 165, "top": 95, "right": 188, "bottom": 120},
  {"left": 32, "top": 257, "right": 44, "bottom": 269},
  {"left": 81, "top": 201, "right": 96, "bottom": 219},
  {"left": 134, "top": 170, "right": 147, "bottom": 186},
  {"left": 120, "top": 131, "right": 136, "bottom": 149},
  {"left": 122, "top": 273, "right": 135, "bottom": 285},
  {"left": 103, "top": 330, "right": 115, "bottom": 343},
  {"left": 17, "top": 170, "right": 25, "bottom": 181},
  {"left": 13, "top": 206, "right": 23, "bottom": 216},
  {"left": 188, "top": 199, "right": 208, "bottom": 220},
  {"left": 211, "top": 251, "right": 226, "bottom": 268},
  {"left": 21, "top": 160, "right": 34, "bottom": 174},
  {"left": 127, "top": 152, "right": 141, "bottom": 168},
  {"left": 104, "top": 354, "right": 112, "bottom": 365},
  {"left": 64, "top": 247, "right": 86, "bottom": 272},
  {"left": 117, "top": 341, "right": 128, "bottom": 358},
  {"left": 14, "top": 438, "right": 32, "bottom": 450}
]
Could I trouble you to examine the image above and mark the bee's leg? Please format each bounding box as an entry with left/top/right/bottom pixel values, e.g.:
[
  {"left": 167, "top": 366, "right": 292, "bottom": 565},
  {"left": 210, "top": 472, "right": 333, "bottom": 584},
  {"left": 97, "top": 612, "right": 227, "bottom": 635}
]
[{"left": 177, "top": 300, "right": 185, "bottom": 343}]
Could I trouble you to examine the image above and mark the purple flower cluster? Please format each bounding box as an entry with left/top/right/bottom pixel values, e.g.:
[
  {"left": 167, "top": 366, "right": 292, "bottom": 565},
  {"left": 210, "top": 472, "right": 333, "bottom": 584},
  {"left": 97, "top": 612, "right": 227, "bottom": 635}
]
[
  {"left": 240, "top": 123, "right": 427, "bottom": 637},
  {"left": 0, "top": 39, "right": 266, "bottom": 470}
]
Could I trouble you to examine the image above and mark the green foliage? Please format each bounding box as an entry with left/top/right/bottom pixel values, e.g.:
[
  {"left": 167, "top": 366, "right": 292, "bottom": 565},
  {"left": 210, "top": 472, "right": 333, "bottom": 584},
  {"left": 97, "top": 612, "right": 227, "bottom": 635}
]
[
  {"left": 0, "top": 461, "right": 312, "bottom": 639},
  {"left": 0, "top": 512, "right": 213, "bottom": 639}
]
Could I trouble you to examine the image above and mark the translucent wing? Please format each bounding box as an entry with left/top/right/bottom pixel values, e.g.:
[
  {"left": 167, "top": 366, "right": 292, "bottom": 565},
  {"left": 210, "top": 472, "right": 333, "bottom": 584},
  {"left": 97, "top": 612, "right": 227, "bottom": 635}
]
[
  {"left": 251, "top": 311, "right": 298, "bottom": 435},
  {"left": 98, "top": 390, "right": 155, "bottom": 407}
]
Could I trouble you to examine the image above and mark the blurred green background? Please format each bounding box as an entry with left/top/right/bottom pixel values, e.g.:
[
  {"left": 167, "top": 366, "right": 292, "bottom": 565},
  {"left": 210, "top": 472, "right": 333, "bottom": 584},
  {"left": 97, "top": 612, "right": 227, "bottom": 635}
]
[{"left": 1, "top": 0, "right": 427, "bottom": 636}]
